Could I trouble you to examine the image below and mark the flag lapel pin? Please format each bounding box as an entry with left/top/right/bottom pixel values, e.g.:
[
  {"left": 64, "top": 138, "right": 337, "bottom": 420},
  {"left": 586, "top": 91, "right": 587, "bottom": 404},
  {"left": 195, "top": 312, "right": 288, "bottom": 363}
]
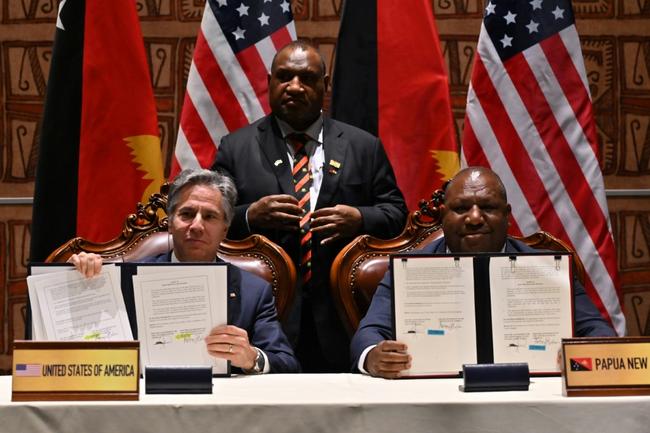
[{"left": 328, "top": 159, "right": 341, "bottom": 174}]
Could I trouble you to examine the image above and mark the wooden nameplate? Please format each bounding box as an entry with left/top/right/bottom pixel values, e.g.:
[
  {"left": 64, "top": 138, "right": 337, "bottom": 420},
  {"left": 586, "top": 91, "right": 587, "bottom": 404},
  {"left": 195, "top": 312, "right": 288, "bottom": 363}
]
[
  {"left": 12, "top": 341, "right": 139, "bottom": 401},
  {"left": 562, "top": 337, "right": 650, "bottom": 397}
]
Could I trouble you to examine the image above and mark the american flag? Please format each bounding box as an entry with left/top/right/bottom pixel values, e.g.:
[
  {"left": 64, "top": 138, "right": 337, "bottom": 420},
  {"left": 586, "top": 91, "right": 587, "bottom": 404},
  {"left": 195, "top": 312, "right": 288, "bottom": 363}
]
[
  {"left": 462, "top": 0, "right": 625, "bottom": 335},
  {"left": 14, "top": 363, "right": 42, "bottom": 377},
  {"left": 172, "top": 0, "right": 297, "bottom": 176}
]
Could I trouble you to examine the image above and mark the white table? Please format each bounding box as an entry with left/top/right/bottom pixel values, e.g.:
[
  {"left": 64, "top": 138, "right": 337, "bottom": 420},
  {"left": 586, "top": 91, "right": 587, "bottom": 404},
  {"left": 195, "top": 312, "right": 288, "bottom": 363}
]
[{"left": 1, "top": 374, "right": 649, "bottom": 433}]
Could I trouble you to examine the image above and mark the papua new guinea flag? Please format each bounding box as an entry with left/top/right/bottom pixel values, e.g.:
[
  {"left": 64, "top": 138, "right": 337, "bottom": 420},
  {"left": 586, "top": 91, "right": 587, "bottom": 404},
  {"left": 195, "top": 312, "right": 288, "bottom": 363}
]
[
  {"left": 331, "top": 0, "right": 458, "bottom": 210},
  {"left": 31, "top": 0, "right": 164, "bottom": 261}
]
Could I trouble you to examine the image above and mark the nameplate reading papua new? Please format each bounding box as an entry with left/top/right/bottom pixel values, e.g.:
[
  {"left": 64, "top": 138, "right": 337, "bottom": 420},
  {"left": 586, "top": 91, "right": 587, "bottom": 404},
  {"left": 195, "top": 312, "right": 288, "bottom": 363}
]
[{"left": 562, "top": 337, "right": 650, "bottom": 397}]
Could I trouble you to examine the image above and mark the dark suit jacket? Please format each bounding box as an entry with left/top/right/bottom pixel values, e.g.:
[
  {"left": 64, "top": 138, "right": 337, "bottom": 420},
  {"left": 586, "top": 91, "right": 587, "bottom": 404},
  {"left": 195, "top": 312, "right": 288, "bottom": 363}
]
[
  {"left": 213, "top": 115, "right": 408, "bottom": 370},
  {"left": 350, "top": 237, "right": 616, "bottom": 371},
  {"left": 138, "top": 253, "right": 299, "bottom": 374}
]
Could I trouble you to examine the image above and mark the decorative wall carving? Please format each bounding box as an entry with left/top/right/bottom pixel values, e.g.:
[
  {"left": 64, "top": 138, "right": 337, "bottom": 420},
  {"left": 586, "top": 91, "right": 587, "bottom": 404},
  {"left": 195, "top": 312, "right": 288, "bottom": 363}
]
[
  {"left": 619, "top": 0, "right": 650, "bottom": 17},
  {"left": 2, "top": 0, "right": 57, "bottom": 23}
]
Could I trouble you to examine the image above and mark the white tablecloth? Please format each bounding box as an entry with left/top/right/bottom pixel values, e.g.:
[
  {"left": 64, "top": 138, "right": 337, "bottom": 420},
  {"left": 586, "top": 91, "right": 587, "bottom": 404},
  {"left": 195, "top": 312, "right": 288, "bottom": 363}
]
[{"left": 1, "top": 374, "right": 648, "bottom": 433}]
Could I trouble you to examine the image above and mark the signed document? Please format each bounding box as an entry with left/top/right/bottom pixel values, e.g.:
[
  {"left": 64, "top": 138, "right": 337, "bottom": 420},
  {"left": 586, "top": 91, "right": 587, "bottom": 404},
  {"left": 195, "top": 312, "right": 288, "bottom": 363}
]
[
  {"left": 27, "top": 264, "right": 133, "bottom": 341},
  {"left": 391, "top": 253, "right": 573, "bottom": 377},
  {"left": 132, "top": 264, "right": 228, "bottom": 374},
  {"left": 489, "top": 255, "right": 572, "bottom": 373},
  {"left": 392, "top": 256, "right": 476, "bottom": 376}
]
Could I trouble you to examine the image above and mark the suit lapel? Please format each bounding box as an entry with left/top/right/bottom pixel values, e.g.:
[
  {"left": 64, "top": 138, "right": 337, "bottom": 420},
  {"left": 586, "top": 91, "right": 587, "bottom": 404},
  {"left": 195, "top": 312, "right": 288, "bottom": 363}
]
[
  {"left": 316, "top": 118, "right": 347, "bottom": 209},
  {"left": 226, "top": 264, "right": 241, "bottom": 325},
  {"left": 432, "top": 238, "right": 447, "bottom": 253},
  {"left": 258, "top": 116, "right": 295, "bottom": 196}
]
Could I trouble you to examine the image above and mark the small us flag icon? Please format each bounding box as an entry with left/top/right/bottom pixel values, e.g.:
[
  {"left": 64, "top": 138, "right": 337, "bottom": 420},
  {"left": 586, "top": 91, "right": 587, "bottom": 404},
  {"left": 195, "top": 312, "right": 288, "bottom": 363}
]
[
  {"left": 15, "top": 363, "right": 42, "bottom": 377},
  {"left": 570, "top": 358, "right": 592, "bottom": 372}
]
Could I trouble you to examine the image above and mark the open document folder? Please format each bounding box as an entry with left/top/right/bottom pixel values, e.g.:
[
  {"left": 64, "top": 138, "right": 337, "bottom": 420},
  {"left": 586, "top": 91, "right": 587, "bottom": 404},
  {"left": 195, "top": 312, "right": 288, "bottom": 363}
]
[
  {"left": 391, "top": 252, "right": 574, "bottom": 377},
  {"left": 27, "top": 263, "right": 229, "bottom": 375}
]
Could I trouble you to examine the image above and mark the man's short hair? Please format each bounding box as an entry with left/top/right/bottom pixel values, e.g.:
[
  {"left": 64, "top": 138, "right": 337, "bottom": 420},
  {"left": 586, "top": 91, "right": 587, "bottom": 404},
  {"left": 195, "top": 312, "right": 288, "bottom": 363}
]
[
  {"left": 167, "top": 169, "right": 237, "bottom": 226},
  {"left": 270, "top": 40, "right": 327, "bottom": 76},
  {"left": 442, "top": 166, "right": 508, "bottom": 204}
]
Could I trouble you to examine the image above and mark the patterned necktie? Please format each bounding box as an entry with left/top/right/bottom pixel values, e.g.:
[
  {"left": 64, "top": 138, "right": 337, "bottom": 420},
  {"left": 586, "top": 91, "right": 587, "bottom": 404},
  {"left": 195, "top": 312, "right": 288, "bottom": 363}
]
[{"left": 287, "top": 133, "right": 312, "bottom": 284}]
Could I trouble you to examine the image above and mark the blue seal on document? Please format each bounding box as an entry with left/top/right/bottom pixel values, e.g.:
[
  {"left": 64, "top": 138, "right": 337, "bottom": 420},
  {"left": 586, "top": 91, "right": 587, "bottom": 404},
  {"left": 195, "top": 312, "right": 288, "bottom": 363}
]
[
  {"left": 427, "top": 329, "right": 445, "bottom": 336},
  {"left": 528, "top": 344, "right": 546, "bottom": 351}
]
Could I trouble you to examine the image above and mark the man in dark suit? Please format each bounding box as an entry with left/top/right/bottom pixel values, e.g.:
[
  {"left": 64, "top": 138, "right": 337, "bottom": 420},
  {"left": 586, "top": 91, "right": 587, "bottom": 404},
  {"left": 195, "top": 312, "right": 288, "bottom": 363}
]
[
  {"left": 351, "top": 166, "right": 616, "bottom": 378},
  {"left": 212, "top": 41, "right": 407, "bottom": 372},
  {"left": 69, "top": 169, "right": 299, "bottom": 374}
]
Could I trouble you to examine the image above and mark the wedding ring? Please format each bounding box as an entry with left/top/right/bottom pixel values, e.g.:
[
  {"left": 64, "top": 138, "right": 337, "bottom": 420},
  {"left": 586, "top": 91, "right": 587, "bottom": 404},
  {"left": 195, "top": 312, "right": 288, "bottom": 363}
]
[{"left": 228, "top": 344, "right": 233, "bottom": 353}]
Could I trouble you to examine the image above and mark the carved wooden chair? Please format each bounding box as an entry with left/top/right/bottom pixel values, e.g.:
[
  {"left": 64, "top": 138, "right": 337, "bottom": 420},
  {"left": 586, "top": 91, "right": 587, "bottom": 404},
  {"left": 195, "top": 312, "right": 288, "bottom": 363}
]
[
  {"left": 46, "top": 183, "right": 296, "bottom": 321},
  {"left": 329, "top": 190, "right": 586, "bottom": 335}
]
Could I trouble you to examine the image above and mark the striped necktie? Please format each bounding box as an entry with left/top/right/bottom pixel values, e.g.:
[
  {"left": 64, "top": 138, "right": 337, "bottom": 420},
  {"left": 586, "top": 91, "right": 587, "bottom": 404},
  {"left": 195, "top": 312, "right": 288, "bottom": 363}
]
[{"left": 287, "top": 133, "right": 312, "bottom": 284}]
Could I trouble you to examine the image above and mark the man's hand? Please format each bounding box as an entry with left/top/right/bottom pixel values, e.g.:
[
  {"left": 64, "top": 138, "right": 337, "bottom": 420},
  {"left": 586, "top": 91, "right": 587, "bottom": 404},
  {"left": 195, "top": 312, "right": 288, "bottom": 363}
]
[
  {"left": 310, "top": 204, "right": 362, "bottom": 245},
  {"left": 247, "top": 194, "right": 302, "bottom": 231},
  {"left": 205, "top": 325, "right": 258, "bottom": 370},
  {"left": 67, "top": 252, "right": 103, "bottom": 278},
  {"left": 365, "top": 340, "right": 411, "bottom": 379}
]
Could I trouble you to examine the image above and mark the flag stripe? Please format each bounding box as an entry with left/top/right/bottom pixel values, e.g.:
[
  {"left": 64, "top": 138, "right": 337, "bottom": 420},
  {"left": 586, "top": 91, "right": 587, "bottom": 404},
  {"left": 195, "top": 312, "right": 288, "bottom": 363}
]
[
  {"left": 559, "top": 27, "right": 591, "bottom": 97},
  {"left": 255, "top": 37, "right": 277, "bottom": 74},
  {"left": 463, "top": 86, "right": 535, "bottom": 236},
  {"left": 540, "top": 32, "right": 601, "bottom": 170},
  {"left": 201, "top": 9, "right": 265, "bottom": 123},
  {"left": 174, "top": 128, "right": 201, "bottom": 169},
  {"left": 177, "top": 99, "right": 218, "bottom": 168},
  {"left": 184, "top": 62, "right": 229, "bottom": 146},
  {"left": 270, "top": 24, "right": 294, "bottom": 51},
  {"left": 236, "top": 45, "right": 272, "bottom": 113},
  {"left": 194, "top": 31, "right": 249, "bottom": 131}
]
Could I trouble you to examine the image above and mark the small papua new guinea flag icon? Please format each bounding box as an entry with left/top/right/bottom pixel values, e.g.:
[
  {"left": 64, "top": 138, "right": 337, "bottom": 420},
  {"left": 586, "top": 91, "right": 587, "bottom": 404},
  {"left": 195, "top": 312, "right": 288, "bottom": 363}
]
[{"left": 570, "top": 358, "right": 593, "bottom": 371}]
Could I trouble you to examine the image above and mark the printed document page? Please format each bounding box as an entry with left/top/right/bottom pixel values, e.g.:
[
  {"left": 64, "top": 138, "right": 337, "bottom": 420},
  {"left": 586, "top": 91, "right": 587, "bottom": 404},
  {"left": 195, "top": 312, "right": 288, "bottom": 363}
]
[
  {"left": 27, "top": 264, "right": 132, "bottom": 341},
  {"left": 489, "top": 255, "right": 573, "bottom": 373},
  {"left": 393, "top": 256, "right": 476, "bottom": 376},
  {"left": 132, "top": 265, "right": 228, "bottom": 374}
]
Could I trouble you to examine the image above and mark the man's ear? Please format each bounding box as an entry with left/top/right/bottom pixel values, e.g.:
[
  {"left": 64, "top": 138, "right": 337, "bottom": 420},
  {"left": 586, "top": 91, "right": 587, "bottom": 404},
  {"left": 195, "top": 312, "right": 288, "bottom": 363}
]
[{"left": 323, "top": 74, "right": 330, "bottom": 92}]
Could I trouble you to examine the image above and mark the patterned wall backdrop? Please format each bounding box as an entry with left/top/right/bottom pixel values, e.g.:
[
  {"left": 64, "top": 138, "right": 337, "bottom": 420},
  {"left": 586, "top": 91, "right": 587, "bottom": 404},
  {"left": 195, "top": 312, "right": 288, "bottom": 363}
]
[{"left": 0, "top": 0, "right": 648, "bottom": 372}]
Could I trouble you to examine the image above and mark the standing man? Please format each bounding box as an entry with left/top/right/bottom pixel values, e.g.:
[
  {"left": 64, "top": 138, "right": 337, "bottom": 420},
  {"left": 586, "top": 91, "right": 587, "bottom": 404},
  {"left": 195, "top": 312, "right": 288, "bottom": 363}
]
[
  {"left": 213, "top": 41, "right": 407, "bottom": 372},
  {"left": 351, "top": 167, "right": 616, "bottom": 378}
]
